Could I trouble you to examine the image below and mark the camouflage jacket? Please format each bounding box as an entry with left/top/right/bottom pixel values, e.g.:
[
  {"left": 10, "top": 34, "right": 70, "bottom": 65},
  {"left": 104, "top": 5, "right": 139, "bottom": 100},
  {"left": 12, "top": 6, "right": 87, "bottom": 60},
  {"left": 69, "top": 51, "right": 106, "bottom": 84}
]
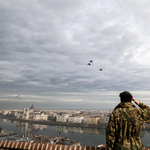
[{"left": 106, "top": 102, "right": 150, "bottom": 150}]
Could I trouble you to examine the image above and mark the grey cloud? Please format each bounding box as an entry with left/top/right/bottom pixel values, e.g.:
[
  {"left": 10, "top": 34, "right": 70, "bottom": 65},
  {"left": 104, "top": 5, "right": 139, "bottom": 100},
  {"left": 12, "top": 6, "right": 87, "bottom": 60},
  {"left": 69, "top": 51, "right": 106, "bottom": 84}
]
[
  {"left": 0, "top": 0, "right": 150, "bottom": 110},
  {"left": 38, "top": 0, "right": 83, "bottom": 18}
]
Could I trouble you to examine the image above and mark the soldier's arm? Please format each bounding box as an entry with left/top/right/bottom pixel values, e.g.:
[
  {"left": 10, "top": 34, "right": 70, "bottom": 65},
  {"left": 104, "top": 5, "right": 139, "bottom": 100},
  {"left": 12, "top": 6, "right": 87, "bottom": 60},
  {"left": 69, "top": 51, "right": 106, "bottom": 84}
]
[
  {"left": 106, "top": 114, "right": 115, "bottom": 150},
  {"left": 132, "top": 98, "right": 150, "bottom": 111},
  {"left": 132, "top": 98, "right": 139, "bottom": 105},
  {"left": 132, "top": 98, "right": 150, "bottom": 122},
  {"left": 139, "top": 102, "right": 150, "bottom": 111}
]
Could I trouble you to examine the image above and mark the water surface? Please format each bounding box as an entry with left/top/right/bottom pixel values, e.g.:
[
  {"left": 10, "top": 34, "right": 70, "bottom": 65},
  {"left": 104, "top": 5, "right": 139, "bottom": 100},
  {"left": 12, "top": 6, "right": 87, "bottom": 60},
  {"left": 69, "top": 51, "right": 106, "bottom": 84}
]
[{"left": 0, "top": 118, "right": 149, "bottom": 146}]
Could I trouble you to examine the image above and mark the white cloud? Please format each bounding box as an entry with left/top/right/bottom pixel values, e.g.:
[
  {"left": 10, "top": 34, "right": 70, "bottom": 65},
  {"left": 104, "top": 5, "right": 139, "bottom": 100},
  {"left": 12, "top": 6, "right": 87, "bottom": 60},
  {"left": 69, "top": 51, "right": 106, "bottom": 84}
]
[{"left": 133, "top": 44, "right": 150, "bottom": 66}]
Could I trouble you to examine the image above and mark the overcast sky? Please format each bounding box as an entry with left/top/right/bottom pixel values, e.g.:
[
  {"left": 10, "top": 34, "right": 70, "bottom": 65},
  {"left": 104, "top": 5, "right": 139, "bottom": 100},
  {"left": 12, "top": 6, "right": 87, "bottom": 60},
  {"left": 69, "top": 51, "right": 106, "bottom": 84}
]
[{"left": 0, "top": 0, "right": 150, "bottom": 110}]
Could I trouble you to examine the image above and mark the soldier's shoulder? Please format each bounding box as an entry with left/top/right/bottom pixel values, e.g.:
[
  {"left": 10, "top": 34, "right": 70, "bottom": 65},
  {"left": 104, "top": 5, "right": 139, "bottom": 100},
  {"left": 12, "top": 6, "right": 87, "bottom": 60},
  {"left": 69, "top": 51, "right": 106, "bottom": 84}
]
[
  {"left": 112, "top": 107, "right": 139, "bottom": 116},
  {"left": 112, "top": 108, "right": 123, "bottom": 115}
]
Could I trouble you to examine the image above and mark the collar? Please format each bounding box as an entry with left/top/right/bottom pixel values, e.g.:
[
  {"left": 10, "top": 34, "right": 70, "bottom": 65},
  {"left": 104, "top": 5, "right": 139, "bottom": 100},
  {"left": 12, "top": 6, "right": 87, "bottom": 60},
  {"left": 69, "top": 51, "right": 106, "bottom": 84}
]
[{"left": 114, "top": 102, "right": 136, "bottom": 110}]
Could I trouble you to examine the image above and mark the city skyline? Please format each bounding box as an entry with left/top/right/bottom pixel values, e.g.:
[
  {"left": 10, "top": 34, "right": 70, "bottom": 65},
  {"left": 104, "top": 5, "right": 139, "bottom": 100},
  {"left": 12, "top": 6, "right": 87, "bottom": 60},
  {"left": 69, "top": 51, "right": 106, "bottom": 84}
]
[{"left": 0, "top": 0, "right": 150, "bottom": 110}]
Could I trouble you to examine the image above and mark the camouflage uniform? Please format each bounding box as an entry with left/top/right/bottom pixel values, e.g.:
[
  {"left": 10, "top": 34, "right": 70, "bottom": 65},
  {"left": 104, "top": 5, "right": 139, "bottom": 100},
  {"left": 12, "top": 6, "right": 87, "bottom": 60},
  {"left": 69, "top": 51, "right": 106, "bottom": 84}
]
[{"left": 106, "top": 102, "right": 150, "bottom": 150}]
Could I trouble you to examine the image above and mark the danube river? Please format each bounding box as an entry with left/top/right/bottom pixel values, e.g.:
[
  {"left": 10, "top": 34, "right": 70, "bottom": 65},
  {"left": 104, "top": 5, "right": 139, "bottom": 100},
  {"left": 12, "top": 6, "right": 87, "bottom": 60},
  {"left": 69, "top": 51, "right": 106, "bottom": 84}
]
[{"left": 0, "top": 118, "right": 150, "bottom": 146}]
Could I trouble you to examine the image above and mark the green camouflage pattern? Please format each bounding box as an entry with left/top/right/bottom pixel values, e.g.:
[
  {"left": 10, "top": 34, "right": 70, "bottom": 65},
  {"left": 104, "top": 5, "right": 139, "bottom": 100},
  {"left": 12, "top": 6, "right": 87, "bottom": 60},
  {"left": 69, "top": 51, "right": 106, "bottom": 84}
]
[{"left": 106, "top": 102, "right": 150, "bottom": 150}]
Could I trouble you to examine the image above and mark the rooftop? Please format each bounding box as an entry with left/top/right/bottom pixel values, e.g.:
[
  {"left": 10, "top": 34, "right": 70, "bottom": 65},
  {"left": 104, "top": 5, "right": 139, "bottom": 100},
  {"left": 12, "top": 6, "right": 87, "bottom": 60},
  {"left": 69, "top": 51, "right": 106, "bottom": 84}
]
[
  {"left": 0, "top": 140, "right": 106, "bottom": 150},
  {"left": 0, "top": 140, "right": 150, "bottom": 150}
]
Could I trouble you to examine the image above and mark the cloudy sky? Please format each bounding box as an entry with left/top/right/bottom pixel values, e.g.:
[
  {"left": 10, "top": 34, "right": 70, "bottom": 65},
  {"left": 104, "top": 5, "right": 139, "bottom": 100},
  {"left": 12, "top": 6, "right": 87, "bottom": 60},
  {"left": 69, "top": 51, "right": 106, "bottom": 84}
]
[{"left": 0, "top": 0, "right": 150, "bottom": 110}]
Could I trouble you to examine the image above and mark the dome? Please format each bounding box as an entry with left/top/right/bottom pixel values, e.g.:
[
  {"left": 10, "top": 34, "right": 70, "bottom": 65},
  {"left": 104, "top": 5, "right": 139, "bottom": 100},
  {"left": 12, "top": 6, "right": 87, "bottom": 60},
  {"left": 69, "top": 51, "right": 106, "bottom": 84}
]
[{"left": 30, "top": 104, "right": 34, "bottom": 110}]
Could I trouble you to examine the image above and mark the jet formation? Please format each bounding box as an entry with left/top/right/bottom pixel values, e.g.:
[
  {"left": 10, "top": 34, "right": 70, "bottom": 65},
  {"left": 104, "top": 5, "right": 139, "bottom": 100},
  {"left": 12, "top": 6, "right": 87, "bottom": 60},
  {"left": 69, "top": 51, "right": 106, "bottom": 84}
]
[{"left": 87, "top": 60, "right": 102, "bottom": 71}]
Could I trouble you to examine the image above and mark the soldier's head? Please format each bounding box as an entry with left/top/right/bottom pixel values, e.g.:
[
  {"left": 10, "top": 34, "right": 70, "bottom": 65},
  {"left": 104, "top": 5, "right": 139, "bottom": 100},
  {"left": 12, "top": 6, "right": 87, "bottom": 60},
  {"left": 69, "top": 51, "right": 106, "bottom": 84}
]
[{"left": 119, "top": 91, "right": 133, "bottom": 102}]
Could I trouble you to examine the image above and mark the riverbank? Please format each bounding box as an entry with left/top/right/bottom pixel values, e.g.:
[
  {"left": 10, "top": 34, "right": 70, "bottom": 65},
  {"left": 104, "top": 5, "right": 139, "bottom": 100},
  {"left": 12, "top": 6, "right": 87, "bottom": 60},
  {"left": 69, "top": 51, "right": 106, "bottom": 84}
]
[
  {"left": 2, "top": 116, "right": 150, "bottom": 130},
  {"left": 1, "top": 116, "right": 108, "bottom": 129}
]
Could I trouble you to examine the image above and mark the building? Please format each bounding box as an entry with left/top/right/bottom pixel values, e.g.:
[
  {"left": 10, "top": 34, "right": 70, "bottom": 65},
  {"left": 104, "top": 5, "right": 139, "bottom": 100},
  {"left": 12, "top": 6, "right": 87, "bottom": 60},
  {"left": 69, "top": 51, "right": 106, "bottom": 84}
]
[
  {"left": 99, "top": 117, "right": 109, "bottom": 124},
  {"left": 83, "top": 117, "right": 90, "bottom": 124},
  {"left": 1, "top": 110, "right": 10, "bottom": 115},
  {"left": 33, "top": 112, "right": 48, "bottom": 120},
  {"left": 16, "top": 104, "right": 48, "bottom": 121},
  {"left": 89, "top": 117, "right": 99, "bottom": 124},
  {"left": 30, "top": 104, "right": 34, "bottom": 113},
  {"left": 56, "top": 113, "right": 70, "bottom": 122},
  {"left": 68, "top": 116, "right": 84, "bottom": 123}
]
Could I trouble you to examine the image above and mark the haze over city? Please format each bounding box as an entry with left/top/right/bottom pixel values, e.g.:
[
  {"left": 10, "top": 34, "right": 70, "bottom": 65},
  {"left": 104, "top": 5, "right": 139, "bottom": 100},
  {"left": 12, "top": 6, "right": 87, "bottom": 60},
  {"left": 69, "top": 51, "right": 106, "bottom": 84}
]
[{"left": 0, "top": 0, "right": 150, "bottom": 110}]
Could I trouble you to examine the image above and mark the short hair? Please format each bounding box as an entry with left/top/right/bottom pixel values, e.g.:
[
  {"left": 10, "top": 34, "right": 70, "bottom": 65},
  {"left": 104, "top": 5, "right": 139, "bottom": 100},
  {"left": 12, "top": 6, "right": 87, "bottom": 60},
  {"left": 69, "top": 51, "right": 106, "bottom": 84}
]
[
  {"left": 120, "top": 96, "right": 132, "bottom": 102},
  {"left": 119, "top": 91, "right": 133, "bottom": 102}
]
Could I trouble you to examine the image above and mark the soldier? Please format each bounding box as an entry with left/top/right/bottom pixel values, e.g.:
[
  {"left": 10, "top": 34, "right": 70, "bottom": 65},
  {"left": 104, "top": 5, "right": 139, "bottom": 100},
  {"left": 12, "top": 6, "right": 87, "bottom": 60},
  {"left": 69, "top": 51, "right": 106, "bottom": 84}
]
[{"left": 106, "top": 91, "right": 150, "bottom": 150}]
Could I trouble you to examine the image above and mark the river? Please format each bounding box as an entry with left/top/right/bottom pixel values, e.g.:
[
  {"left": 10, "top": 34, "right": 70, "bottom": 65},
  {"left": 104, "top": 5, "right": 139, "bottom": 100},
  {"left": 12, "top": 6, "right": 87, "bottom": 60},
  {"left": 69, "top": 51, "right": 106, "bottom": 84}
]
[{"left": 0, "top": 118, "right": 150, "bottom": 146}]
